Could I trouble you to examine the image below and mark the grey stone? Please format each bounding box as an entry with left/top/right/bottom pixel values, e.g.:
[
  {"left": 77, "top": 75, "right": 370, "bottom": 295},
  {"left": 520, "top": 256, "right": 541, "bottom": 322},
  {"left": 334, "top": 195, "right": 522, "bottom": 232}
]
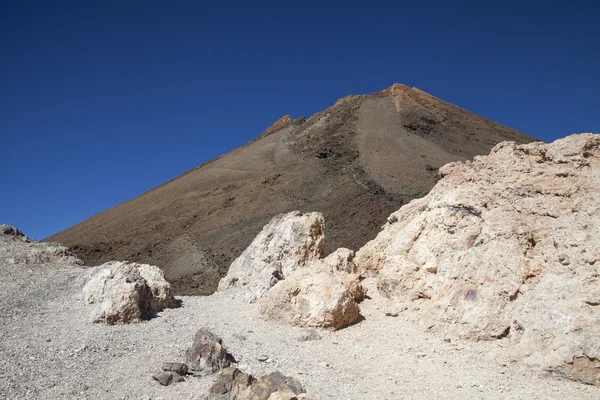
[
  {"left": 162, "top": 362, "right": 188, "bottom": 376},
  {"left": 185, "top": 328, "right": 235, "bottom": 375}
]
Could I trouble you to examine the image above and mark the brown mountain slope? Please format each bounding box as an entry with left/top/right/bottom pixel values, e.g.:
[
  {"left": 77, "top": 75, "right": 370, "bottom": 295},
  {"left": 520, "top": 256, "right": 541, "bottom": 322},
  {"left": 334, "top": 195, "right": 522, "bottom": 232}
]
[{"left": 45, "top": 84, "right": 537, "bottom": 295}]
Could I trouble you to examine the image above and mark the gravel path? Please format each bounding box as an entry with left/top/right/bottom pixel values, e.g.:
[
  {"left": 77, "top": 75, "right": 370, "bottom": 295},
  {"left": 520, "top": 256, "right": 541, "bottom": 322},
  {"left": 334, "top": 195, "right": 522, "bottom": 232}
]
[{"left": 2, "top": 236, "right": 600, "bottom": 399}]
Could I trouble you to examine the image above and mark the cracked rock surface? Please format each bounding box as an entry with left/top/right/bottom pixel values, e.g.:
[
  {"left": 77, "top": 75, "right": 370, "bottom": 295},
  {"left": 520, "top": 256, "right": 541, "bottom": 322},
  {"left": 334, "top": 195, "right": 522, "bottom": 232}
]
[{"left": 355, "top": 133, "right": 600, "bottom": 384}]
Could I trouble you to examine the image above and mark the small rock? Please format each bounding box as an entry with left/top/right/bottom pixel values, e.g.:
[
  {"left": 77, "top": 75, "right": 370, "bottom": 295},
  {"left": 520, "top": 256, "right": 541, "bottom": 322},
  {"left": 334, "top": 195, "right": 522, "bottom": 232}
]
[
  {"left": 385, "top": 312, "right": 399, "bottom": 317},
  {"left": 162, "top": 362, "right": 188, "bottom": 376},
  {"left": 153, "top": 371, "right": 184, "bottom": 386},
  {"left": 257, "top": 355, "right": 269, "bottom": 362},
  {"left": 297, "top": 329, "right": 322, "bottom": 342}
]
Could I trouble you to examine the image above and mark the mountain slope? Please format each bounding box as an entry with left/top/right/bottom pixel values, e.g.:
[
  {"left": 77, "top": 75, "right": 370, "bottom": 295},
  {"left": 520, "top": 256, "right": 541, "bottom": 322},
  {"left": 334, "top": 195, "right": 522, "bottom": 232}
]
[{"left": 46, "top": 84, "right": 537, "bottom": 295}]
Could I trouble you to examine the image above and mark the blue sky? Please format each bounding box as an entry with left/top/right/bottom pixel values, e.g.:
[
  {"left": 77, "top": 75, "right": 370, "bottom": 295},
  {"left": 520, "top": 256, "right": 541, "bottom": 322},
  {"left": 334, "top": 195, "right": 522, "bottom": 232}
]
[{"left": 1, "top": 1, "right": 598, "bottom": 240}]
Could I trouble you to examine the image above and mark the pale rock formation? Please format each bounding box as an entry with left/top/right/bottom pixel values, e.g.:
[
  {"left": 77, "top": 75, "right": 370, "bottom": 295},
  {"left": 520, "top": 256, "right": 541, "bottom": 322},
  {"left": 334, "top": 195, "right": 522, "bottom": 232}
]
[
  {"left": 218, "top": 211, "right": 326, "bottom": 302},
  {"left": 355, "top": 134, "right": 600, "bottom": 384},
  {"left": 308, "top": 248, "right": 366, "bottom": 302},
  {"left": 83, "top": 261, "right": 176, "bottom": 324},
  {"left": 260, "top": 270, "right": 360, "bottom": 330}
]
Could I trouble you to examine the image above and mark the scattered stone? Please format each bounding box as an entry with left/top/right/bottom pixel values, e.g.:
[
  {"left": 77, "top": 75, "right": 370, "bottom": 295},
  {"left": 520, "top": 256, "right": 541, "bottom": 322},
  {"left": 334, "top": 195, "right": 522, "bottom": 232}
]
[
  {"left": 297, "top": 329, "right": 322, "bottom": 342},
  {"left": 162, "top": 362, "right": 188, "bottom": 376},
  {"left": 257, "top": 355, "right": 269, "bottom": 362},
  {"left": 83, "top": 261, "right": 176, "bottom": 325},
  {"left": 260, "top": 270, "right": 360, "bottom": 330},
  {"left": 152, "top": 371, "right": 184, "bottom": 386},
  {"left": 385, "top": 312, "right": 398, "bottom": 317},
  {"left": 185, "top": 328, "right": 235, "bottom": 375},
  {"left": 218, "top": 211, "right": 326, "bottom": 302},
  {"left": 355, "top": 133, "right": 600, "bottom": 384}
]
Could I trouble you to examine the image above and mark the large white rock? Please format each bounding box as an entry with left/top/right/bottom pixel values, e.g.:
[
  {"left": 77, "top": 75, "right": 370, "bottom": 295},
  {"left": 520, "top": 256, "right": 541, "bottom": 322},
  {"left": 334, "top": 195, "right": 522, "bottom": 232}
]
[
  {"left": 83, "top": 261, "right": 176, "bottom": 325},
  {"left": 260, "top": 270, "right": 360, "bottom": 331},
  {"left": 355, "top": 134, "right": 600, "bottom": 384},
  {"left": 218, "top": 211, "right": 326, "bottom": 302}
]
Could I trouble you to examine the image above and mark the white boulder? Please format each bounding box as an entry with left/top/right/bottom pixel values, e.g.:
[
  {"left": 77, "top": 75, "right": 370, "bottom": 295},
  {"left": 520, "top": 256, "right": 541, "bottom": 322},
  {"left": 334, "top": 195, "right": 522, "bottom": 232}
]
[
  {"left": 83, "top": 261, "right": 176, "bottom": 325},
  {"left": 218, "top": 211, "right": 325, "bottom": 302}
]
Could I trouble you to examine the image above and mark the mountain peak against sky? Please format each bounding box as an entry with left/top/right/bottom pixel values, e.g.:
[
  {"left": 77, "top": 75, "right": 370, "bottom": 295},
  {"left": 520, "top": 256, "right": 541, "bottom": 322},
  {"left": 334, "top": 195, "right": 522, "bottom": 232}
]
[{"left": 46, "top": 85, "right": 537, "bottom": 296}]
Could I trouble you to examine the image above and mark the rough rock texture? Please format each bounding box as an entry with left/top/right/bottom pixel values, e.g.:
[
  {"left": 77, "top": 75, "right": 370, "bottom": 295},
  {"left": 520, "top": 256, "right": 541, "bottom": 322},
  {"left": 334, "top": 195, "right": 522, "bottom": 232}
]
[
  {"left": 82, "top": 261, "right": 176, "bottom": 324},
  {"left": 46, "top": 84, "right": 537, "bottom": 296},
  {"left": 308, "top": 249, "right": 366, "bottom": 302},
  {"left": 0, "top": 224, "right": 32, "bottom": 242},
  {"left": 355, "top": 133, "right": 600, "bottom": 384},
  {"left": 260, "top": 270, "right": 360, "bottom": 330},
  {"left": 186, "top": 328, "right": 235, "bottom": 375},
  {"left": 162, "top": 362, "right": 189, "bottom": 376},
  {"left": 206, "top": 367, "right": 305, "bottom": 400},
  {"left": 218, "top": 211, "right": 325, "bottom": 302}
]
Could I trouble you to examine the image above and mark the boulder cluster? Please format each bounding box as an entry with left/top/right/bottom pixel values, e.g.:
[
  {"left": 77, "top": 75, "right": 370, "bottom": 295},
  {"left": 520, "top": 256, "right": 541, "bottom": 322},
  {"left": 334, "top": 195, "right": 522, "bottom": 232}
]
[
  {"left": 151, "top": 327, "right": 311, "bottom": 399},
  {"left": 219, "top": 133, "right": 600, "bottom": 385},
  {"left": 219, "top": 211, "right": 365, "bottom": 330}
]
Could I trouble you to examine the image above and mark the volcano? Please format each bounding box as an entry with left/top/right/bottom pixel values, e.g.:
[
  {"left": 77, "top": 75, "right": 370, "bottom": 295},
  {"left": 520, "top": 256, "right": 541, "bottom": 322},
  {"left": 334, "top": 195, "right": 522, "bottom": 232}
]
[{"left": 46, "top": 84, "right": 537, "bottom": 295}]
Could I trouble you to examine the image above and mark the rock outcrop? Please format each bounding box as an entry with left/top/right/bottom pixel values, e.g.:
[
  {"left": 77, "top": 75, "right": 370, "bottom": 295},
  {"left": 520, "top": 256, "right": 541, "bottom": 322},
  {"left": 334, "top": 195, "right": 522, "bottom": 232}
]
[
  {"left": 206, "top": 367, "right": 306, "bottom": 400},
  {"left": 218, "top": 211, "right": 326, "bottom": 302},
  {"left": 0, "top": 224, "right": 32, "bottom": 242},
  {"left": 355, "top": 133, "right": 600, "bottom": 384},
  {"left": 185, "top": 328, "right": 235, "bottom": 375},
  {"left": 83, "top": 261, "right": 176, "bottom": 324}
]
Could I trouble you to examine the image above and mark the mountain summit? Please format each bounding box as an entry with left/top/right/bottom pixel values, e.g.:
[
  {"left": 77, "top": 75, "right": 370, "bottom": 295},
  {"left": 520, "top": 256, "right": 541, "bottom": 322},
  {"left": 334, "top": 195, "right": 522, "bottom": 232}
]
[{"left": 46, "top": 84, "right": 537, "bottom": 295}]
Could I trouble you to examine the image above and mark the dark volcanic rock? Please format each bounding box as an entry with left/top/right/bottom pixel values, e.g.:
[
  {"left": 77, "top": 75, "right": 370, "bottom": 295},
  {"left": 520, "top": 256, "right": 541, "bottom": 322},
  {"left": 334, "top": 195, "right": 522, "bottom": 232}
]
[
  {"left": 162, "top": 362, "right": 189, "bottom": 376},
  {"left": 185, "top": 328, "right": 235, "bottom": 375},
  {"left": 206, "top": 367, "right": 305, "bottom": 400},
  {"left": 45, "top": 84, "right": 537, "bottom": 295},
  {"left": 152, "top": 371, "right": 184, "bottom": 386}
]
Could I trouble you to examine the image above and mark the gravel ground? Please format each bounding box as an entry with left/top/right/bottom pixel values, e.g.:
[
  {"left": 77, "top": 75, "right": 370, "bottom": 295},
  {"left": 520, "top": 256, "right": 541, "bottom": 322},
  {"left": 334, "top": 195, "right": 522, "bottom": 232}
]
[{"left": 2, "top": 236, "right": 600, "bottom": 399}]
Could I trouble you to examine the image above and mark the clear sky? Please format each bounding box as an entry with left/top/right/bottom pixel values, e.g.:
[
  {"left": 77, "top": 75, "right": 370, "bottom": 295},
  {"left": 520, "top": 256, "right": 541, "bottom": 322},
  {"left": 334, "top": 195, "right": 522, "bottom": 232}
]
[{"left": 1, "top": 1, "right": 598, "bottom": 240}]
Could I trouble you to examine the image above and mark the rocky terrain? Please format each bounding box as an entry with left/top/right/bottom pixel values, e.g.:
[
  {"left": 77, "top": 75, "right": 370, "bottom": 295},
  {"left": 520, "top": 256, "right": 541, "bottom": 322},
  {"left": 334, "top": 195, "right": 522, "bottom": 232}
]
[
  {"left": 45, "top": 84, "right": 537, "bottom": 295},
  {"left": 2, "top": 133, "right": 600, "bottom": 399}
]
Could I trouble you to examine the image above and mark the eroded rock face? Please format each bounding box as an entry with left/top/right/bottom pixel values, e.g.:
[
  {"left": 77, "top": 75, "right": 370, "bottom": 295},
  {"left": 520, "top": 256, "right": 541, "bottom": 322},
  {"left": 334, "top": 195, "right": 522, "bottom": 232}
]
[
  {"left": 218, "top": 211, "right": 326, "bottom": 302},
  {"left": 260, "top": 270, "right": 360, "bottom": 330},
  {"left": 83, "top": 261, "right": 176, "bottom": 324},
  {"left": 185, "top": 328, "right": 235, "bottom": 375},
  {"left": 355, "top": 134, "right": 600, "bottom": 383}
]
